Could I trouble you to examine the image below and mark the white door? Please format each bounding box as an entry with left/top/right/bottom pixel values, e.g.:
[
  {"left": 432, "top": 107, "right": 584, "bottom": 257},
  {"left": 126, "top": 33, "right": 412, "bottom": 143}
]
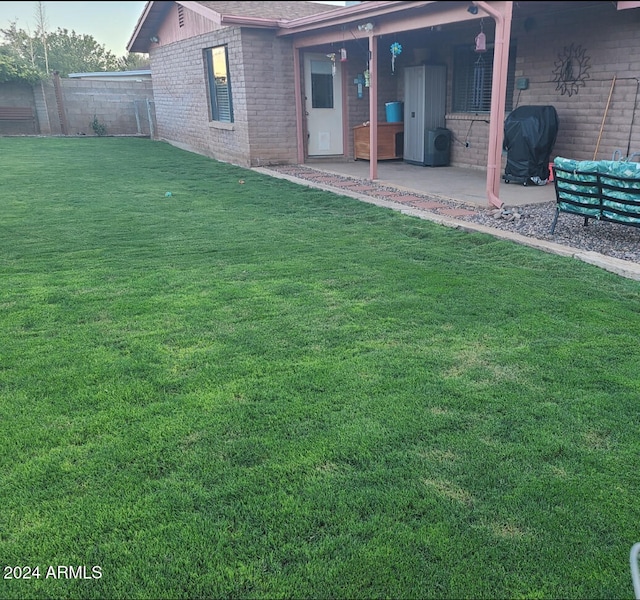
[{"left": 304, "top": 53, "right": 343, "bottom": 156}]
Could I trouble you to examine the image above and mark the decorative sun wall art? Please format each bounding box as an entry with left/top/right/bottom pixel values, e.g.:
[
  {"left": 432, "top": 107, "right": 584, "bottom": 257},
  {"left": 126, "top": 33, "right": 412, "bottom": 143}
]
[{"left": 552, "top": 43, "right": 591, "bottom": 97}]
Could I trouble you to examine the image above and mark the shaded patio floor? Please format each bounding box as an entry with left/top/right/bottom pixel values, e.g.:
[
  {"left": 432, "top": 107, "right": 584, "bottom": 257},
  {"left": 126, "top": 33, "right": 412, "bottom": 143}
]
[{"left": 301, "top": 158, "right": 555, "bottom": 209}]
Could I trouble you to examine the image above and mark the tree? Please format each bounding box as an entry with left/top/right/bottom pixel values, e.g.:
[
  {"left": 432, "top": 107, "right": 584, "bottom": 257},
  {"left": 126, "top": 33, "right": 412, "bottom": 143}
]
[
  {"left": 34, "top": 1, "right": 49, "bottom": 74},
  {"left": 1, "top": 3, "right": 150, "bottom": 83},
  {"left": 117, "top": 52, "right": 150, "bottom": 72},
  {"left": 1, "top": 22, "right": 122, "bottom": 77},
  {"left": 44, "top": 28, "right": 121, "bottom": 75},
  {"left": 0, "top": 45, "right": 42, "bottom": 84}
]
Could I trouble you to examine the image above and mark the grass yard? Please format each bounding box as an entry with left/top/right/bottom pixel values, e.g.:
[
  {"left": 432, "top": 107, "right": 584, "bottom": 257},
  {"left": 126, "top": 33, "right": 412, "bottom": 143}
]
[{"left": 1, "top": 137, "right": 640, "bottom": 600}]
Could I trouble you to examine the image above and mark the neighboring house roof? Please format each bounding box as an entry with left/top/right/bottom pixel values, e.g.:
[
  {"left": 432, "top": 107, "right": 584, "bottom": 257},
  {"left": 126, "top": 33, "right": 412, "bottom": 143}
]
[{"left": 127, "top": 1, "right": 339, "bottom": 53}]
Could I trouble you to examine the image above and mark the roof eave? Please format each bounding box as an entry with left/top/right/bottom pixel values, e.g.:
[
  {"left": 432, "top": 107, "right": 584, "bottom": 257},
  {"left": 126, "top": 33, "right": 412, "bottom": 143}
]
[
  {"left": 127, "top": 1, "right": 214, "bottom": 53},
  {"left": 277, "top": 1, "right": 437, "bottom": 36},
  {"left": 220, "top": 15, "right": 281, "bottom": 28}
]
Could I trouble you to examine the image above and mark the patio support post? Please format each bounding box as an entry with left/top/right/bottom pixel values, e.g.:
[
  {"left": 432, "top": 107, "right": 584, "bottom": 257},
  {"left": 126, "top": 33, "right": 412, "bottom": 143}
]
[
  {"left": 293, "top": 44, "right": 305, "bottom": 164},
  {"left": 342, "top": 54, "right": 349, "bottom": 160},
  {"left": 475, "top": 1, "right": 513, "bottom": 209},
  {"left": 369, "top": 32, "right": 378, "bottom": 180}
]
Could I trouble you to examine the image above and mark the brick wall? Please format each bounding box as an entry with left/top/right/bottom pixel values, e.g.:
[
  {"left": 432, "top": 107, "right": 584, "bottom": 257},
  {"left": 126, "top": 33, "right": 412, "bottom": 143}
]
[
  {"left": 149, "top": 27, "right": 299, "bottom": 168},
  {"left": 241, "top": 29, "right": 298, "bottom": 166},
  {"left": 150, "top": 28, "right": 253, "bottom": 167},
  {"left": 343, "top": 45, "right": 407, "bottom": 160},
  {"left": 345, "top": 55, "right": 372, "bottom": 159},
  {"left": 505, "top": 3, "right": 640, "bottom": 163}
]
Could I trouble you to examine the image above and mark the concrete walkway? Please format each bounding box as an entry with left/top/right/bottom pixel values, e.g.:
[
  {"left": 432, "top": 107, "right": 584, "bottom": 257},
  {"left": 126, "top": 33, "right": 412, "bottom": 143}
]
[{"left": 253, "top": 161, "right": 640, "bottom": 281}]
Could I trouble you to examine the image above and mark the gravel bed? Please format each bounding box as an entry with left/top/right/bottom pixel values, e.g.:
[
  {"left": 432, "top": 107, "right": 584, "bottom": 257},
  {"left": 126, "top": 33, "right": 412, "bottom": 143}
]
[
  {"left": 452, "top": 201, "right": 640, "bottom": 265},
  {"left": 264, "top": 165, "right": 640, "bottom": 265}
]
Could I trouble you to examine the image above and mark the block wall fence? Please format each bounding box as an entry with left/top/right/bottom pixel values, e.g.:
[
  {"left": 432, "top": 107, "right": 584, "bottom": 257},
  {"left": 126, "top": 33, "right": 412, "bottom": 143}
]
[{"left": 0, "top": 76, "right": 156, "bottom": 138}]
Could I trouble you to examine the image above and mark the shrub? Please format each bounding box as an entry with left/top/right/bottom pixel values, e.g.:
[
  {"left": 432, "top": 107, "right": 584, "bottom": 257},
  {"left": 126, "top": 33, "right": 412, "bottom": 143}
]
[{"left": 91, "top": 115, "right": 107, "bottom": 136}]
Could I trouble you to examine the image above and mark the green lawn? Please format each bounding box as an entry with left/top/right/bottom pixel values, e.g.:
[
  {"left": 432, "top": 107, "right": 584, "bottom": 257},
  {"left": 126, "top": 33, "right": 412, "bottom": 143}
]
[{"left": 1, "top": 137, "right": 639, "bottom": 600}]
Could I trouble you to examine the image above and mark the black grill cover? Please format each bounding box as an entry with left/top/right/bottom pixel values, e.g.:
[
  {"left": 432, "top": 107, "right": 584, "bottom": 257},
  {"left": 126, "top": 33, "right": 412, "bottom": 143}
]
[{"left": 503, "top": 105, "right": 559, "bottom": 182}]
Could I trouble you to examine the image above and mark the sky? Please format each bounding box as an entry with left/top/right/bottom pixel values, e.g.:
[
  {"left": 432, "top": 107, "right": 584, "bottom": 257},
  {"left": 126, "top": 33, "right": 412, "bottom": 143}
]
[{"left": 0, "top": 1, "right": 345, "bottom": 57}]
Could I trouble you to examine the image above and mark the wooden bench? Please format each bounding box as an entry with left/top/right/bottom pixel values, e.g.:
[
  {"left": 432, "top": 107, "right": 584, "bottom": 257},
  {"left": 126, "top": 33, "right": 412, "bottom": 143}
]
[
  {"left": 550, "top": 157, "right": 640, "bottom": 234},
  {"left": 0, "top": 106, "right": 35, "bottom": 122}
]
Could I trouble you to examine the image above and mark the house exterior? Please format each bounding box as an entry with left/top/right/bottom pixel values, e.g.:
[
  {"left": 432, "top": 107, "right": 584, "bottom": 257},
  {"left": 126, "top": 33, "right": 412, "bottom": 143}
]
[{"left": 127, "top": 1, "right": 640, "bottom": 207}]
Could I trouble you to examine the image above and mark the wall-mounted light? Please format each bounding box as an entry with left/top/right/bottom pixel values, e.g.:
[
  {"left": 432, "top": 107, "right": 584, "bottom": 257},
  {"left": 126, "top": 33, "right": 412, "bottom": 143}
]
[
  {"left": 357, "top": 22, "right": 374, "bottom": 32},
  {"left": 467, "top": 4, "right": 478, "bottom": 14},
  {"left": 150, "top": 35, "right": 160, "bottom": 43}
]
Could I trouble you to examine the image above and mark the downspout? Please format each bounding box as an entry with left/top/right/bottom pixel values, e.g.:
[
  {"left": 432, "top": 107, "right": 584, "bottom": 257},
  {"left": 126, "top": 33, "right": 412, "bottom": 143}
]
[
  {"left": 293, "top": 45, "right": 305, "bottom": 164},
  {"left": 369, "top": 32, "right": 378, "bottom": 180},
  {"left": 474, "top": 1, "right": 513, "bottom": 209},
  {"left": 342, "top": 57, "right": 349, "bottom": 159}
]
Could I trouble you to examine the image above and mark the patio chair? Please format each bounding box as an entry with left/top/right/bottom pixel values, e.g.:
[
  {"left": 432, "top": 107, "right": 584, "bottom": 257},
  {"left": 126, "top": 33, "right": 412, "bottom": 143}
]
[{"left": 631, "top": 542, "right": 640, "bottom": 599}]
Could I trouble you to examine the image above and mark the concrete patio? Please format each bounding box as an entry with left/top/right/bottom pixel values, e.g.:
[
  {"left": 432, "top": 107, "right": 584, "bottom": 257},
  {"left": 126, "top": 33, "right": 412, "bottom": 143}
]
[{"left": 304, "top": 158, "right": 556, "bottom": 209}]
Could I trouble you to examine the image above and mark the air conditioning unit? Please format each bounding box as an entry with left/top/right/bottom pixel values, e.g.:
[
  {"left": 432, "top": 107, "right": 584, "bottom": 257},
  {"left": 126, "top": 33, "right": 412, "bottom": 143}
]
[{"left": 424, "top": 128, "right": 451, "bottom": 167}]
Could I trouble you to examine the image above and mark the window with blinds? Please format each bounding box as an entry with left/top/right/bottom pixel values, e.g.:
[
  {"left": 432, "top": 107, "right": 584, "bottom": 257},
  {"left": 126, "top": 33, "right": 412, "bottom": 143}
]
[
  {"left": 310, "top": 60, "right": 334, "bottom": 109},
  {"left": 204, "top": 46, "right": 233, "bottom": 123},
  {"left": 452, "top": 42, "right": 517, "bottom": 113}
]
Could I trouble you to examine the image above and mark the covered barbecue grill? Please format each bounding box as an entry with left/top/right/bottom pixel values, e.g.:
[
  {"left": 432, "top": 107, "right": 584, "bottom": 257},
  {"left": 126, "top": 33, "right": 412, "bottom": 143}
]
[{"left": 503, "top": 105, "right": 559, "bottom": 186}]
